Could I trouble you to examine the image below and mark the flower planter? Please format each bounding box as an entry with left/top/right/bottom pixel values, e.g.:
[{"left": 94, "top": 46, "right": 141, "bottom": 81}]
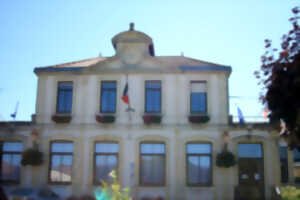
[
  {"left": 95, "top": 114, "right": 115, "bottom": 123},
  {"left": 52, "top": 114, "right": 72, "bottom": 123},
  {"left": 188, "top": 115, "right": 210, "bottom": 123},
  {"left": 21, "top": 148, "right": 43, "bottom": 166},
  {"left": 143, "top": 115, "right": 161, "bottom": 125},
  {"left": 216, "top": 150, "right": 236, "bottom": 168}
]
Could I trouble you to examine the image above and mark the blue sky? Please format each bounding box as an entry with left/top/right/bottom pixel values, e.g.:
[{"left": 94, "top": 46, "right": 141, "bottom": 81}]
[{"left": 0, "top": 0, "right": 298, "bottom": 121}]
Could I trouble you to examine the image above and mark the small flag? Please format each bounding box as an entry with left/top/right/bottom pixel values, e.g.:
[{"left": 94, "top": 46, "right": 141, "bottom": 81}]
[
  {"left": 263, "top": 108, "right": 269, "bottom": 119},
  {"left": 237, "top": 106, "right": 245, "bottom": 125},
  {"left": 122, "top": 82, "right": 130, "bottom": 104},
  {"left": 10, "top": 101, "right": 19, "bottom": 120}
]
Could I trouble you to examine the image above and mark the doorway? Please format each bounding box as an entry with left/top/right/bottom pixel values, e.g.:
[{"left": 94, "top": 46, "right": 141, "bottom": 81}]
[{"left": 237, "top": 143, "right": 265, "bottom": 200}]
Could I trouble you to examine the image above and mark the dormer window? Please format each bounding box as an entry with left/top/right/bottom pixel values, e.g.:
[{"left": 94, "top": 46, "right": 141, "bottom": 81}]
[{"left": 149, "top": 44, "right": 155, "bottom": 56}]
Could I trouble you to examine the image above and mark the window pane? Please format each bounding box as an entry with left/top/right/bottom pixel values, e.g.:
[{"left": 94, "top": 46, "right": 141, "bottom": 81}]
[
  {"left": 145, "top": 81, "right": 161, "bottom": 113},
  {"left": 51, "top": 142, "right": 73, "bottom": 153},
  {"left": 101, "top": 82, "right": 116, "bottom": 113},
  {"left": 187, "top": 143, "right": 211, "bottom": 154},
  {"left": 102, "top": 82, "right": 116, "bottom": 89},
  {"left": 95, "top": 155, "right": 117, "bottom": 183},
  {"left": 238, "top": 144, "right": 262, "bottom": 158},
  {"left": 191, "top": 93, "right": 206, "bottom": 113},
  {"left": 57, "top": 82, "right": 73, "bottom": 113},
  {"left": 141, "top": 143, "right": 165, "bottom": 154},
  {"left": 141, "top": 155, "right": 164, "bottom": 185},
  {"left": 188, "top": 156, "right": 200, "bottom": 184},
  {"left": 3, "top": 142, "right": 23, "bottom": 152},
  {"left": 50, "top": 155, "right": 72, "bottom": 182},
  {"left": 95, "top": 143, "right": 119, "bottom": 153},
  {"left": 146, "top": 81, "right": 161, "bottom": 89},
  {"left": 294, "top": 149, "right": 300, "bottom": 162}
]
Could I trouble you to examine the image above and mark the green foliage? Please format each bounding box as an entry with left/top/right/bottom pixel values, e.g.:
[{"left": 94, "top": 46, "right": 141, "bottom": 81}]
[
  {"left": 143, "top": 115, "right": 161, "bottom": 125},
  {"left": 216, "top": 150, "right": 236, "bottom": 168},
  {"left": 280, "top": 186, "right": 300, "bottom": 200},
  {"left": 21, "top": 148, "right": 43, "bottom": 166},
  {"left": 255, "top": 7, "right": 300, "bottom": 148},
  {"left": 96, "top": 115, "right": 115, "bottom": 123},
  {"left": 95, "top": 170, "right": 132, "bottom": 200}
]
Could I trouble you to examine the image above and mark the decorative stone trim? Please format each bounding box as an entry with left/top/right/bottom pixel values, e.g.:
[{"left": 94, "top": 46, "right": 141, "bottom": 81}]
[
  {"left": 51, "top": 114, "right": 72, "bottom": 123},
  {"left": 95, "top": 114, "right": 115, "bottom": 123},
  {"left": 188, "top": 115, "right": 210, "bottom": 123},
  {"left": 143, "top": 114, "right": 162, "bottom": 125}
]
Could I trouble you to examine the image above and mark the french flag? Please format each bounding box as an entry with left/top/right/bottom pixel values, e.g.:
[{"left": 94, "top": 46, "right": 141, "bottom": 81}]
[{"left": 122, "top": 82, "right": 130, "bottom": 104}]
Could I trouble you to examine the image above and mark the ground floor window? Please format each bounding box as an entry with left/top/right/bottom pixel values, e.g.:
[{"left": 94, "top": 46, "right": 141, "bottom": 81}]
[
  {"left": 186, "top": 143, "right": 212, "bottom": 186},
  {"left": 94, "top": 142, "right": 119, "bottom": 184},
  {"left": 0, "top": 141, "right": 23, "bottom": 183},
  {"left": 293, "top": 149, "right": 300, "bottom": 183},
  {"left": 280, "top": 146, "right": 289, "bottom": 183},
  {"left": 140, "top": 142, "right": 165, "bottom": 186},
  {"left": 49, "top": 141, "right": 73, "bottom": 184}
]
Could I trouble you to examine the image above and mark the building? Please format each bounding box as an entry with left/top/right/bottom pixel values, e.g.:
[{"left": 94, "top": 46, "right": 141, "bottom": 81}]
[{"left": 0, "top": 24, "right": 298, "bottom": 200}]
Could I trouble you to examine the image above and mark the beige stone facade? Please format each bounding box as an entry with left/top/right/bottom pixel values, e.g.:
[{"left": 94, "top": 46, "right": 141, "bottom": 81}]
[{"left": 0, "top": 24, "right": 297, "bottom": 200}]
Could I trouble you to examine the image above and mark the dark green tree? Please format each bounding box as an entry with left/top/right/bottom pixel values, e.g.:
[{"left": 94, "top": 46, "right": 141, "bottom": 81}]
[{"left": 255, "top": 7, "right": 300, "bottom": 149}]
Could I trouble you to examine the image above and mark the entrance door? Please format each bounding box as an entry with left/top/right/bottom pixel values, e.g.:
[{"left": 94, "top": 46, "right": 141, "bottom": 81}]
[{"left": 237, "top": 143, "right": 265, "bottom": 200}]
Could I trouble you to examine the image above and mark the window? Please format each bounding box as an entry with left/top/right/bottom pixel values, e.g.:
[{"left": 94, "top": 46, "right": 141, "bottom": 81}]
[
  {"left": 140, "top": 142, "right": 165, "bottom": 186},
  {"left": 94, "top": 142, "right": 119, "bottom": 184},
  {"left": 190, "top": 81, "right": 207, "bottom": 114},
  {"left": 49, "top": 142, "right": 73, "bottom": 184},
  {"left": 186, "top": 143, "right": 212, "bottom": 186},
  {"left": 100, "top": 81, "right": 117, "bottom": 113},
  {"left": 145, "top": 81, "right": 161, "bottom": 113},
  {"left": 280, "top": 146, "right": 289, "bottom": 183},
  {"left": 56, "top": 82, "right": 73, "bottom": 114},
  {"left": 293, "top": 149, "right": 300, "bottom": 183},
  {"left": 0, "top": 142, "right": 23, "bottom": 183}
]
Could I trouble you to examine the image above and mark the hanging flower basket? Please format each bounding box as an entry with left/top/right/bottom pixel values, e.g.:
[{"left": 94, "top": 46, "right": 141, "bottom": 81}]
[
  {"left": 188, "top": 115, "right": 210, "bottom": 123},
  {"left": 21, "top": 148, "right": 43, "bottom": 166},
  {"left": 51, "top": 114, "right": 72, "bottom": 123},
  {"left": 216, "top": 150, "right": 236, "bottom": 168},
  {"left": 96, "top": 114, "right": 115, "bottom": 123},
  {"left": 143, "top": 115, "right": 162, "bottom": 125}
]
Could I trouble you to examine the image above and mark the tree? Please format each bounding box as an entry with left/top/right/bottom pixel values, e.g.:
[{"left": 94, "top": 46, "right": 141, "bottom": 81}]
[{"left": 255, "top": 7, "right": 300, "bottom": 149}]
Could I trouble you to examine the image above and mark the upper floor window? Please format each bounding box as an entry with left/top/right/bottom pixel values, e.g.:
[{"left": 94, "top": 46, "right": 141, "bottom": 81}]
[
  {"left": 56, "top": 82, "right": 73, "bottom": 114},
  {"left": 186, "top": 143, "right": 212, "bottom": 186},
  {"left": 49, "top": 141, "right": 73, "bottom": 184},
  {"left": 145, "top": 81, "right": 161, "bottom": 113},
  {"left": 100, "top": 81, "right": 117, "bottom": 113},
  {"left": 94, "top": 142, "right": 119, "bottom": 184},
  {"left": 0, "top": 142, "right": 23, "bottom": 183},
  {"left": 140, "top": 142, "right": 165, "bottom": 186},
  {"left": 190, "top": 81, "right": 207, "bottom": 114}
]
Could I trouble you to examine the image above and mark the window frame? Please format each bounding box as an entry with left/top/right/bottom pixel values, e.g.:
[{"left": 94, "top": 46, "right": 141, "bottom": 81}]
[
  {"left": 56, "top": 81, "right": 73, "bottom": 114},
  {"left": 190, "top": 81, "right": 207, "bottom": 115},
  {"left": 48, "top": 140, "right": 73, "bottom": 185},
  {"left": 100, "top": 81, "right": 117, "bottom": 114},
  {"left": 139, "top": 141, "right": 166, "bottom": 186},
  {"left": 144, "top": 80, "right": 162, "bottom": 114},
  {"left": 93, "top": 141, "right": 119, "bottom": 185},
  {"left": 279, "top": 146, "right": 289, "bottom": 183},
  {"left": 185, "top": 141, "right": 213, "bottom": 187},
  {"left": 0, "top": 141, "right": 23, "bottom": 184}
]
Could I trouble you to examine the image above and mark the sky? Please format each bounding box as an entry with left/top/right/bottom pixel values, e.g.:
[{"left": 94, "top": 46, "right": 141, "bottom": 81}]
[{"left": 0, "top": 0, "right": 298, "bottom": 122}]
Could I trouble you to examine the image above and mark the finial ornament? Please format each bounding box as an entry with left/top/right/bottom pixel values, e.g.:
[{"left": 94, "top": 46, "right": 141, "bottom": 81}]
[{"left": 129, "top": 23, "right": 134, "bottom": 31}]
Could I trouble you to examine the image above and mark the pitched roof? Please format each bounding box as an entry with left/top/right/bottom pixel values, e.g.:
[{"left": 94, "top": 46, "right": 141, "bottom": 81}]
[{"left": 34, "top": 55, "right": 231, "bottom": 73}]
